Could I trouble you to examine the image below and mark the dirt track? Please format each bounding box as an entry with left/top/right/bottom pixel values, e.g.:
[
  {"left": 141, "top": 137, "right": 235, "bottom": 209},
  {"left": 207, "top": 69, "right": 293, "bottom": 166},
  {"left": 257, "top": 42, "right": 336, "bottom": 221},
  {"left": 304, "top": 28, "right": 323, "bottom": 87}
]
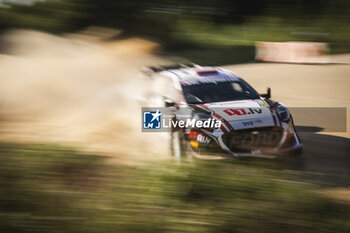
[
  {"left": 224, "top": 61, "right": 350, "bottom": 186},
  {"left": 0, "top": 30, "right": 349, "bottom": 180}
]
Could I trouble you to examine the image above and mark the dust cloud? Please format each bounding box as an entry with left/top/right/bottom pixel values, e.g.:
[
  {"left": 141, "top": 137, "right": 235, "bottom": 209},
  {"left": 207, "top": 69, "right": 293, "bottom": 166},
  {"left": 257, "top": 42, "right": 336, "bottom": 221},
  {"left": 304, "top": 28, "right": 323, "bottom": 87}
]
[{"left": 0, "top": 29, "right": 170, "bottom": 163}]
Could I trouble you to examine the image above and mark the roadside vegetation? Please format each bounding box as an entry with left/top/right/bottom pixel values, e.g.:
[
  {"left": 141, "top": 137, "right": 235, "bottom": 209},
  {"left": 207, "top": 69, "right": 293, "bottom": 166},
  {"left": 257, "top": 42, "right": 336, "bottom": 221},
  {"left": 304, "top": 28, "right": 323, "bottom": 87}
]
[
  {"left": 1, "top": 142, "right": 350, "bottom": 233},
  {"left": 0, "top": 0, "right": 350, "bottom": 65}
]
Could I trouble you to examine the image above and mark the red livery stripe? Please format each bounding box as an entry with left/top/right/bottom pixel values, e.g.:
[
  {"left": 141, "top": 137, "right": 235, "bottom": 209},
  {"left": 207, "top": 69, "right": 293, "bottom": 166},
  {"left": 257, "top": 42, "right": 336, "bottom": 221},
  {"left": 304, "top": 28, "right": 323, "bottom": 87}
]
[{"left": 213, "top": 113, "right": 234, "bottom": 132}]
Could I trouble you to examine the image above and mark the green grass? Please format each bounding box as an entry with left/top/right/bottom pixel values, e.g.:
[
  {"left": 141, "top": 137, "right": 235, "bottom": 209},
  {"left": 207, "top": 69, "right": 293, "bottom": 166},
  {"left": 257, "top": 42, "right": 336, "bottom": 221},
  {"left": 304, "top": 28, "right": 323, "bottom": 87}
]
[{"left": 0, "top": 142, "right": 350, "bottom": 233}]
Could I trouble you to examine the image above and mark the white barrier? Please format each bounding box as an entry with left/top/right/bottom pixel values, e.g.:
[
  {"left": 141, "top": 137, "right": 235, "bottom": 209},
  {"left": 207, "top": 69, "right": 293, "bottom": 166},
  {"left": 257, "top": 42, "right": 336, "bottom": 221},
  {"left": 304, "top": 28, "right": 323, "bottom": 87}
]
[{"left": 256, "top": 41, "right": 329, "bottom": 64}]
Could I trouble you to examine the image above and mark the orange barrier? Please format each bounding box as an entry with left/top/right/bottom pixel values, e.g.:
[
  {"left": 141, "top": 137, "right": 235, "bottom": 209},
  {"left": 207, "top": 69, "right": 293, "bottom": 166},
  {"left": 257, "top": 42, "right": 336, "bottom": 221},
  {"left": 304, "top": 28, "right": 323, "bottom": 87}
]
[{"left": 255, "top": 42, "right": 329, "bottom": 64}]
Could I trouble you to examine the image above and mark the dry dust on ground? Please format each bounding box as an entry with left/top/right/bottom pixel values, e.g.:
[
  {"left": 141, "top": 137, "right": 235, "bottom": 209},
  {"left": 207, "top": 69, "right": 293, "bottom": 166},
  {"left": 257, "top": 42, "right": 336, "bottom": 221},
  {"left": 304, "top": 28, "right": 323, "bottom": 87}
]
[
  {"left": 0, "top": 29, "right": 171, "bottom": 164},
  {"left": 224, "top": 60, "right": 350, "bottom": 200},
  {"left": 1, "top": 29, "right": 350, "bottom": 172}
]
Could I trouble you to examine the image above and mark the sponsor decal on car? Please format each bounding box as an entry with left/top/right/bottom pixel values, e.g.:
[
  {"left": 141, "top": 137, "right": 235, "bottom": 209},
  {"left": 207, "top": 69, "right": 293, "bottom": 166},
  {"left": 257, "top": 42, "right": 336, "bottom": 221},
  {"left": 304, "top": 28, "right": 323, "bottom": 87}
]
[
  {"left": 180, "top": 76, "right": 238, "bottom": 86},
  {"left": 242, "top": 120, "right": 254, "bottom": 127},
  {"left": 197, "top": 134, "right": 211, "bottom": 144},
  {"left": 223, "top": 108, "right": 263, "bottom": 116},
  {"left": 255, "top": 99, "right": 269, "bottom": 107}
]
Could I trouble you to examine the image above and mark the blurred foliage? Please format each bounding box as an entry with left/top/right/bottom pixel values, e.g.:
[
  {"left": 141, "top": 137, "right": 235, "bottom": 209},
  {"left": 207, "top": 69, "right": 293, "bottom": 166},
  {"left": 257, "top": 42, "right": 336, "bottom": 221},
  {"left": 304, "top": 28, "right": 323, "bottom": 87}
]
[
  {"left": 0, "top": 0, "right": 350, "bottom": 64},
  {"left": 1, "top": 142, "right": 350, "bottom": 233}
]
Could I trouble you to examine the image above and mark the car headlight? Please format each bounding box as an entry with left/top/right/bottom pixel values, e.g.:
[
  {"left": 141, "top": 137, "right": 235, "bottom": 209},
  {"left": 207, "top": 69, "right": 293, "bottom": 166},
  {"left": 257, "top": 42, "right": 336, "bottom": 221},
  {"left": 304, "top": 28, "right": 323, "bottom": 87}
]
[{"left": 275, "top": 103, "right": 290, "bottom": 123}]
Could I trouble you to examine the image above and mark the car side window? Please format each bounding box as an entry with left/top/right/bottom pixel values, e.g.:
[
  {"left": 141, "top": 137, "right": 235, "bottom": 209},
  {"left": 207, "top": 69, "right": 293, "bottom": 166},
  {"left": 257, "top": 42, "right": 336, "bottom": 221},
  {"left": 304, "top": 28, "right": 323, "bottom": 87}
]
[{"left": 232, "top": 83, "right": 243, "bottom": 92}]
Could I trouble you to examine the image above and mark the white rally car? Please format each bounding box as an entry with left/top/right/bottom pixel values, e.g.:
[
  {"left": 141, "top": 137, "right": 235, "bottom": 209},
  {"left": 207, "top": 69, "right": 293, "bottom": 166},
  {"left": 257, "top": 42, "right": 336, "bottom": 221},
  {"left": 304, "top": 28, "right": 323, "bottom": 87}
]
[{"left": 143, "top": 64, "right": 303, "bottom": 159}]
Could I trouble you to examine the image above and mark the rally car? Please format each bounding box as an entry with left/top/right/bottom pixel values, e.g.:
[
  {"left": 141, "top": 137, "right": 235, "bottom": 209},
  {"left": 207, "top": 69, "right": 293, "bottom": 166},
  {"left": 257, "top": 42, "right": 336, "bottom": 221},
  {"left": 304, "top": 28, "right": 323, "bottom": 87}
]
[{"left": 142, "top": 63, "right": 303, "bottom": 160}]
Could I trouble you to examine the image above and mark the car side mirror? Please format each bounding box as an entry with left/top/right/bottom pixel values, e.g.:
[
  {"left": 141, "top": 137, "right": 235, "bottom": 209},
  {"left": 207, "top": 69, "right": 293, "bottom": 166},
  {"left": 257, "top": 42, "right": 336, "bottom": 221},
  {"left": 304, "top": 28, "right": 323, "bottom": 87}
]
[
  {"left": 260, "top": 87, "right": 271, "bottom": 99},
  {"left": 165, "top": 100, "right": 175, "bottom": 107}
]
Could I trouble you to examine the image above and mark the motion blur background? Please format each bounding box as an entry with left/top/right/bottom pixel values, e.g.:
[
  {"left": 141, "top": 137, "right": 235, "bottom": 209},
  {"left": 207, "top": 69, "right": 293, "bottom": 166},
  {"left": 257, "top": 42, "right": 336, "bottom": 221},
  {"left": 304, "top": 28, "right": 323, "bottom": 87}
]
[
  {"left": 1, "top": 1, "right": 350, "bottom": 233},
  {"left": 1, "top": 0, "right": 350, "bottom": 64}
]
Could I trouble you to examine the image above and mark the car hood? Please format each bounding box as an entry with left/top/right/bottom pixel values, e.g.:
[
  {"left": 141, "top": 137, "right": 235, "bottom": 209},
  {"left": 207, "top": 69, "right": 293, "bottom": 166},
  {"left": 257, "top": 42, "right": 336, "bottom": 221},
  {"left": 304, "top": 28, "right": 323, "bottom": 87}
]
[{"left": 199, "top": 99, "right": 277, "bottom": 130}]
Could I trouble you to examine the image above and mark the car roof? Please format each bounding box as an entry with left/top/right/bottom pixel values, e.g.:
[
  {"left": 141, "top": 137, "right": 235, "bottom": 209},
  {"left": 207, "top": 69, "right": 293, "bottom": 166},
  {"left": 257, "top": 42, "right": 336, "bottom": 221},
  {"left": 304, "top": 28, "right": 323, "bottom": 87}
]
[{"left": 160, "top": 66, "right": 241, "bottom": 85}]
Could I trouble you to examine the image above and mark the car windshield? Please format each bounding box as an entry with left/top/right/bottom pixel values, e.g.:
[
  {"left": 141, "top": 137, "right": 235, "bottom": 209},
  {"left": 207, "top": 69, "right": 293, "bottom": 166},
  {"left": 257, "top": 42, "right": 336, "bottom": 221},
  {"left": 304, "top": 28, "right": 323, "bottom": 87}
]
[{"left": 182, "top": 80, "right": 260, "bottom": 104}]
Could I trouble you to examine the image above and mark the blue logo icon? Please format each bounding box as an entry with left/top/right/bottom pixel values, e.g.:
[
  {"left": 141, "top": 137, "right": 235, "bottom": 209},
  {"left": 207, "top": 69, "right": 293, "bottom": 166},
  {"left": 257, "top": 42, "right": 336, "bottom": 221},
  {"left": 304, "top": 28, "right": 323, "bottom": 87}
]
[{"left": 143, "top": 110, "right": 161, "bottom": 129}]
